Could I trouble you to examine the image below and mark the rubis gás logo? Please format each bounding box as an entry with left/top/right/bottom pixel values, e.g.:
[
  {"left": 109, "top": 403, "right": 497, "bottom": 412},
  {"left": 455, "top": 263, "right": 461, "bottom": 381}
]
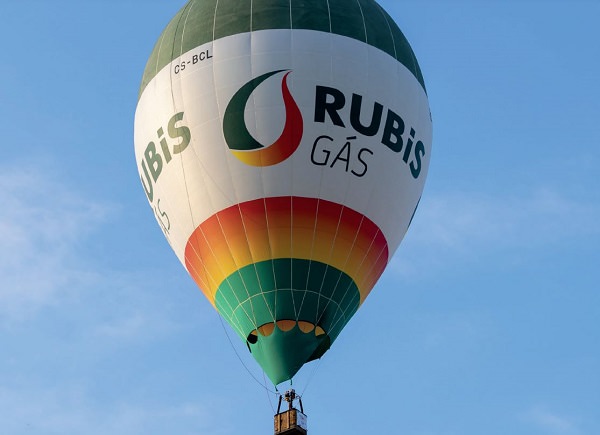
[{"left": 223, "top": 70, "right": 303, "bottom": 167}]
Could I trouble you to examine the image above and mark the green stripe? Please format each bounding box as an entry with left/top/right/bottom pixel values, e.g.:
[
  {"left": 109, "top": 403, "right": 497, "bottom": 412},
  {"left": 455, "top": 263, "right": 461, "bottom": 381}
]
[
  {"left": 215, "top": 259, "right": 360, "bottom": 340},
  {"left": 213, "top": 258, "right": 360, "bottom": 384},
  {"left": 139, "top": 0, "right": 426, "bottom": 98}
]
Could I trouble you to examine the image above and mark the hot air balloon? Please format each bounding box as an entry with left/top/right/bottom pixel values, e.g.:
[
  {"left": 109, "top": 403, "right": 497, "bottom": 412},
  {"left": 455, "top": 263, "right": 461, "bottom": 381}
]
[{"left": 134, "top": 0, "right": 432, "bottom": 386}]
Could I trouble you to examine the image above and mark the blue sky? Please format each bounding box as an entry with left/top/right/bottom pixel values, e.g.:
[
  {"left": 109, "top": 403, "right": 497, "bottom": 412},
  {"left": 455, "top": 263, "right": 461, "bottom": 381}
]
[{"left": 1, "top": 1, "right": 599, "bottom": 434}]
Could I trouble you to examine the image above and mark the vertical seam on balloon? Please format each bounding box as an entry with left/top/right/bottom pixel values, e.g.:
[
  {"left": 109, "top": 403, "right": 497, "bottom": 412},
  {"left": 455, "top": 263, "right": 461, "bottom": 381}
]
[
  {"left": 310, "top": 200, "right": 323, "bottom": 328},
  {"left": 154, "top": 33, "right": 166, "bottom": 82},
  {"left": 328, "top": 231, "right": 387, "bottom": 335},
  {"left": 356, "top": 229, "right": 387, "bottom": 303},
  {"left": 177, "top": 0, "right": 200, "bottom": 238},
  {"left": 226, "top": 6, "right": 273, "bottom": 345},
  {"left": 170, "top": 0, "right": 240, "bottom": 314},
  {"left": 314, "top": 203, "right": 348, "bottom": 330},
  {"left": 183, "top": 162, "right": 257, "bottom": 312},
  {"left": 189, "top": 241, "right": 244, "bottom": 339},
  {"left": 339, "top": 122, "right": 395, "bottom": 308},
  {"left": 363, "top": 241, "right": 389, "bottom": 297},
  {"left": 325, "top": 0, "right": 332, "bottom": 33},
  {"left": 295, "top": 196, "right": 320, "bottom": 323},
  {"left": 374, "top": 1, "right": 397, "bottom": 60},
  {"left": 314, "top": 204, "right": 342, "bottom": 325},
  {"left": 312, "top": 293, "right": 344, "bottom": 339},
  {"left": 309, "top": 171, "right": 324, "bottom": 322},
  {"left": 210, "top": 0, "right": 261, "bottom": 333},
  {"left": 351, "top": 192, "right": 387, "bottom": 304},
  {"left": 325, "top": 292, "right": 355, "bottom": 340},
  {"left": 288, "top": 0, "right": 298, "bottom": 325},
  {"left": 356, "top": 0, "right": 368, "bottom": 44},
  {"left": 296, "top": 199, "right": 312, "bottom": 320},
  {"left": 358, "top": 241, "right": 388, "bottom": 306},
  {"left": 328, "top": 167, "right": 391, "bottom": 327},
  {"left": 215, "top": 115, "right": 264, "bottom": 335},
  {"left": 308, "top": 0, "right": 333, "bottom": 329},
  {"left": 359, "top": 0, "right": 372, "bottom": 129},
  {"left": 314, "top": 203, "right": 344, "bottom": 328},
  {"left": 188, "top": 226, "right": 249, "bottom": 338},
  {"left": 214, "top": 212, "right": 262, "bottom": 333},
  {"left": 196, "top": 218, "right": 246, "bottom": 315},
  {"left": 238, "top": 202, "right": 277, "bottom": 324},
  {"left": 215, "top": 298, "right": 244, "bottom": 339},
  {"left": 180, "top": 1, "right": 195, "bottom": 56},
  {"left": 208, "top": 0, "right": 263, "bottom": 332},
  {"left": 262, "top": 197, "right": 279, "bottom": 323},
  {"left": 313, "top": 121, "right": 376, "bottom": 327},
  {"left": 166, "top": 4, "right": 186, "bottom": 134},
  {"left": 186, "top": 4, "right": 245, "bottom": 214},
  {"left": 183, "top": 237, "right": 212, "bottom": 292},
  {"left": 212, "top": 0, "right": 219, "bottom": 43},
  {"left": 154, "top": 1, "right": 198, "bottom": 280},
  {"left": 247, "top": 8, "right": 260, "bottom": 165},
  {"left": 246, "top": 0, "right": 267, "bottom": 323},
  {"left": 289, "top": 198, "right": 299, "bottom": 322},
  {"left": 248, "top": 0, "right": 278, "bottom": 331},
  {"left": 259, "top": 128, "right": 278, "bottom": 333},
  {"left": 180, "top": 144, "right": 229, "bottom": 302},
  {"left": 316, "top": 213, "right": 367, "bottom": 331},
  {"left": 312, "top": 117, "right": 370, "bottom": 329},
  {"left": 182, "top": 123, "right": 254, "bottom": 298},
  {"left": 184, "top": 244, "right": 217, "bottom": 303}
]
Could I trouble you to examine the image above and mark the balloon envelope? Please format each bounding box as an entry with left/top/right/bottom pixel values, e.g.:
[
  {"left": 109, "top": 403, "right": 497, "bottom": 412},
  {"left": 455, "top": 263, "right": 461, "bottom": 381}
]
[{"left": 134, "top": 0, "right": 432, "bottom": 385}]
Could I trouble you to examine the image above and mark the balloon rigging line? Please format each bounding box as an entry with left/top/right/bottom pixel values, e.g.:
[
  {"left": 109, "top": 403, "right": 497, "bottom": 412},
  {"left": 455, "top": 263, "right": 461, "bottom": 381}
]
[
  {"left": 300, "top": 358, "right": 322, "bottom": 398},
  {"left": 264, "top": 370, "right": 277, "bottom": 414},
  {"left": 136, "top": 0, "right": 431, "bottom": 391},
  {"left": 217, "top": 311, "right": 278, "bottom": 395}
]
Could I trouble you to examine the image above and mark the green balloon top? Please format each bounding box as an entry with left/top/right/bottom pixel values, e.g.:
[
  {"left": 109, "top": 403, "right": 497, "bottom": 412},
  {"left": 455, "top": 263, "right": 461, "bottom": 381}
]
[{"left": 139, "top": 0, "right": 426, "bottom": 98}]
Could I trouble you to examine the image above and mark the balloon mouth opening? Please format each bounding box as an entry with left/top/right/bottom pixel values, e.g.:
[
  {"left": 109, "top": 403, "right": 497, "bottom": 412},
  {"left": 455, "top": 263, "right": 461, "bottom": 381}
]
[
  {"left": 244, "top": 321, "right": 332, "bottom": 384},
  {"left": 246, "top": 320, "right": 326, "bottom": 344}
]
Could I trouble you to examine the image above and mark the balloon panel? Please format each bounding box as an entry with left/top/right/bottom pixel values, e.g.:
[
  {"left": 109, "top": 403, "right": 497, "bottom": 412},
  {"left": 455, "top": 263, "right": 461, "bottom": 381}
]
[
  {"left": 134, "top": 0, "right": 431, "bottom": 384},
  {"left": 139, "top": 0, "right": 426, "bottom": 96}
]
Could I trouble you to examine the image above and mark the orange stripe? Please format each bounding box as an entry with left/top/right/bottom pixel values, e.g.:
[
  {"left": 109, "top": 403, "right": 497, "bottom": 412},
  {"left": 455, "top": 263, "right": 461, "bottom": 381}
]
[{"left": 184, "top": 197, "right": 389, "bottom": 305}]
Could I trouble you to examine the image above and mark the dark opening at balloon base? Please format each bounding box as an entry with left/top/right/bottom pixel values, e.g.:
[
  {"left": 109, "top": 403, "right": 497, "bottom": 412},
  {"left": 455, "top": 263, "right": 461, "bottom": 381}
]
[{"left": 247, "top": 322, "right": 330, "bottom": 385}]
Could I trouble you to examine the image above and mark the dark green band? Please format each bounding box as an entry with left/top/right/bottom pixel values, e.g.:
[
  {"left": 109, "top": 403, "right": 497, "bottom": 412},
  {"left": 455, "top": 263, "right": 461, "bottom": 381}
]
[
  {"left": 139, "top": 0, "right": 426, "bottom": 97},
  {"left": 214, "top": 258, "right": 360, "bottom": 384}
]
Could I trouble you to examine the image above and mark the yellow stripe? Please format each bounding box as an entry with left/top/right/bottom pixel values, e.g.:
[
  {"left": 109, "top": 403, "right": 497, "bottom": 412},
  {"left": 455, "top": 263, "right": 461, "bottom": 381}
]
[{"left": 184, "top": 197, "right": 389, "bottom": 304}]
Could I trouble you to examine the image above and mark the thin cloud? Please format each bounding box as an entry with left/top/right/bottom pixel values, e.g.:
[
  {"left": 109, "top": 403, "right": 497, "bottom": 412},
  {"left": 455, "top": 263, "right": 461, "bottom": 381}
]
[
  {"left": 394, "top": 189, "right": 600, "bottom": 253},
  {"left": 412, "top": 188, "right": 599, "bottom": 250},
  {"left": 0, "top": 166, "right": 111, "bottom": 322},
  {"left": 92, "top": 305, "right": 182, "bottom": 342},
  {"left": 0, "top": 163, "right": 204, "bottom": 344},
  {"left": 93, "top": 311, "right": 148, "bottom": 339},
  {"left": 523, "top": 405, "right": 579, "bottom": 434},
  {"left": 390, "top": 187, "right": 599, "bottom": 276},
  {"left": 0, "top": 384, "right": 230, "bottom": 435}
]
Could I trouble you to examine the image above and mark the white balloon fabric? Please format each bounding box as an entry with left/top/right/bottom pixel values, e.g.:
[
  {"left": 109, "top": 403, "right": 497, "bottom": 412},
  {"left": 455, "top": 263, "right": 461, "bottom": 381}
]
[{"left": 134, "top": 0, "right": 432, "bottom": 385}]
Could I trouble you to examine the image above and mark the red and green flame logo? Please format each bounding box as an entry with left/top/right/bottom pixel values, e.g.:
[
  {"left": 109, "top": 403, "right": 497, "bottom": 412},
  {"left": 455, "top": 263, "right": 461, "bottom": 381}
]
[{"left": 223, "top": 70, "right": 303, "bottom": 167}]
